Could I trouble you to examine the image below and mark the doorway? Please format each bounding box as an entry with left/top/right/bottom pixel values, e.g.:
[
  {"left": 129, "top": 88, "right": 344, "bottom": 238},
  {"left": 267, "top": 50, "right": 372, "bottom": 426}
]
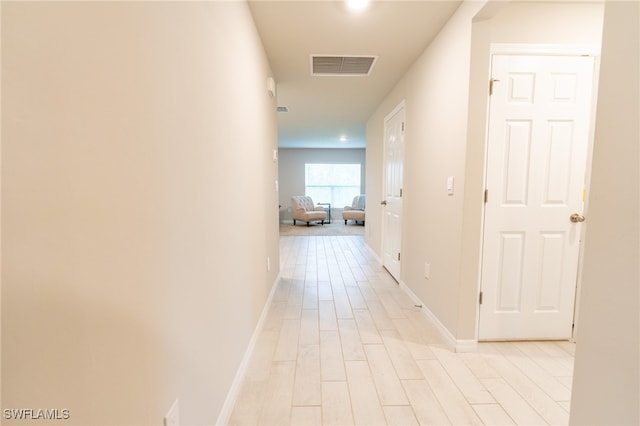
[
  {"left": 382, "top": 102, "right": 405, "bottom": 282},
  {"left": 479, "top": 50, "right": 597, "bottom": 340}
]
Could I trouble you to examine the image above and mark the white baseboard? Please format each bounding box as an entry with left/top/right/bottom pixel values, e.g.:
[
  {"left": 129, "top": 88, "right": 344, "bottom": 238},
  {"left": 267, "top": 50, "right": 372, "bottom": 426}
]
[
  {"left": 453, "top": 339, "right": 478, "bottom": 353},
  {"left": 216, "top": 272, "right": 281, "bottom": 425},
  {"left": 399, "top": 280, "right": 477, "bottom": 353},
  {"left": 364, "top": 241, "right": 382, "bottom": 264}
]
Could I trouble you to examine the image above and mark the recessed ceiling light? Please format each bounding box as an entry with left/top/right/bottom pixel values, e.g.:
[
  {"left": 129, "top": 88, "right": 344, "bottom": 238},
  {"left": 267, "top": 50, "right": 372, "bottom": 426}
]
[
  {"left": 339, "top": 135, "right": 348, "bottom": 142},
  {"left": 346, "top": 0, "right": 369, "bottom": 11}
]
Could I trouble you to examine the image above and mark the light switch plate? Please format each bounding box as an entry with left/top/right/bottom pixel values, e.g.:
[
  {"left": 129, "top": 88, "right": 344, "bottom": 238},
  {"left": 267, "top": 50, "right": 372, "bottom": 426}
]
[{"left": 447, "top": 176, "right": 454, "bottom": 195}]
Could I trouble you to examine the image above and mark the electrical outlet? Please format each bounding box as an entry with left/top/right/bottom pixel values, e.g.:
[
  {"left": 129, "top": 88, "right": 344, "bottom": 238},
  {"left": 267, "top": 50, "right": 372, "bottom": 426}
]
[
  {"left": 424, "top": 263, "right": 431, "bottom": 280},
  {"left": 164, "top": 399, "right": 179, "bottom": 426}
]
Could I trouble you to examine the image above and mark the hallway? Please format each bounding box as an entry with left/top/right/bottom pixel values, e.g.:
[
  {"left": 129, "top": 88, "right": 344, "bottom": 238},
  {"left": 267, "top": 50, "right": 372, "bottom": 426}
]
[{"left": 228, "top": 236, "right": 575, "bottom": 425}]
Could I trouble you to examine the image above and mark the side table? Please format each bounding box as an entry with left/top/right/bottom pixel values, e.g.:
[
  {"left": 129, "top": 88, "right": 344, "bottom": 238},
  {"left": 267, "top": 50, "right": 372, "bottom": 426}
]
[{"left": 317, "top": 202, "right": 331, "bottom": 224}]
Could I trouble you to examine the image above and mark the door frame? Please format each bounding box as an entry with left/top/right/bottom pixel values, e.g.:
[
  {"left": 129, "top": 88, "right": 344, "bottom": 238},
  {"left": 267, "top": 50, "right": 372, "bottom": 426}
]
[
  {"left": 476, "top": 43, "right": 601, "bottom": 341},
  {"left": 381, "top": 100, "right": 406, "bottom": 281}
]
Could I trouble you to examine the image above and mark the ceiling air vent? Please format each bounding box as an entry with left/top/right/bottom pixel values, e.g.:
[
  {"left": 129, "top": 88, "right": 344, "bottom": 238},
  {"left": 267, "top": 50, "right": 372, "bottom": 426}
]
[
  {"left": 277, "top": 106, "right": 289, "bottom": 112},
  {"left": 311, "top": 55, "right": 377, "bottom": 76}
]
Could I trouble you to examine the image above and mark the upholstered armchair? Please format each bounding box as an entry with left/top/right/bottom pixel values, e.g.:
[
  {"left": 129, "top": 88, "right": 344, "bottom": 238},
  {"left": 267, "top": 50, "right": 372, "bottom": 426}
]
[
  {"left": 291, "top": 195, "right": 327, "bottom": 226},
  {"left": 342, "top": 195, "right": 365, "bottom": 225}
]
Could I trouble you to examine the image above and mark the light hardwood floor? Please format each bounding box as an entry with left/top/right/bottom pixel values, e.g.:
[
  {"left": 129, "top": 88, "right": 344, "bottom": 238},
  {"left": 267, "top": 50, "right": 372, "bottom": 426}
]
[{"left": 228, "top": 236, "right": 575, "bottom": 425}]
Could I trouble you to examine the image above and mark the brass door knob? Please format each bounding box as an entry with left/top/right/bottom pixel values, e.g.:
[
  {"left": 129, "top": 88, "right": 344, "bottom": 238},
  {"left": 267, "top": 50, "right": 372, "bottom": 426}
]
[
  {"left": 380, "top": 200, "right": 387, "bottom": 206},
  {"left": 570, "top": 213, "right": 586, "bottom": 223}
]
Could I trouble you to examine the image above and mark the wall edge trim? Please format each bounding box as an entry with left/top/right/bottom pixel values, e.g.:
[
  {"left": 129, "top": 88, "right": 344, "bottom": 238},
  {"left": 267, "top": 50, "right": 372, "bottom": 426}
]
[
  {"left": 364, "top": 240, "right": 382, "bottom": 264},
  {"left": 215, "top": 272, "right": 282, "bottom": 425},
  {"left": 399, "top": 280, "right": 478, "bottom": 353}
]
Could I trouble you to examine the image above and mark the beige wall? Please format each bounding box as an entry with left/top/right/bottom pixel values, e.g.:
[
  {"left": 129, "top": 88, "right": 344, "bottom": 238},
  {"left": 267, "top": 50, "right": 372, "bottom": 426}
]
[
  {"left": 366, "top": 1, "right": 604, "bottom": 342},
  {"left": 367, "top": 0, "right": 486, "bottom": 343},
  {"left": 570, "top": 2, "right": 639, "bottom": 424},
  {"left": 482, "top": 1, "right": 605, "bottom": 44},
  {"left": 1, "top": 2, "right": 279, "bottom": 425},
  {"left": 278, "top": 148, "right": 365, "bottom": 221}
]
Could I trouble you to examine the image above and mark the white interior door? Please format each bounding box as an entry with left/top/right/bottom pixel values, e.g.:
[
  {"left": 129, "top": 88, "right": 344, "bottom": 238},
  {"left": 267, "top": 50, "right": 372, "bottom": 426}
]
[
  {"left": 382, "top": 103, "right": 405, "bottom": 281},
  {"left": 479, "top": 54, "right": 595, "bottom": 340}
]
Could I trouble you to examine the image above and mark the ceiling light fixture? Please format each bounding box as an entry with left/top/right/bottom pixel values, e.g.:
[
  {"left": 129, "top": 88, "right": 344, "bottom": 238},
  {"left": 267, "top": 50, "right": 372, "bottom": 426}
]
[
  {"left": 346, "top": 0, "right": 369, "bottom": 11},
  {"left": 339, "top": 135, "right": 348, "bottom": 142}
]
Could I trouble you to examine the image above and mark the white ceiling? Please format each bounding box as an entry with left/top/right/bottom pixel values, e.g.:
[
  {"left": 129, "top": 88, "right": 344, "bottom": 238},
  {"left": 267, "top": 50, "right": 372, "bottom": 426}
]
[{"left": 248, "top": 1, "right": 462, "bottom": 149}]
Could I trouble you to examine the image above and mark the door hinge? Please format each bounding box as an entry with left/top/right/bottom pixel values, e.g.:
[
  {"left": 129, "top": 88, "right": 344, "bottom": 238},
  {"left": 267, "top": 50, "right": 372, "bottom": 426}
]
[
  {"left": 400, "top": 188, "right": 403, "bottom": 197},
  {"left": 489, "top": 78, "right": 500, "bottom": 96},
  {"left": 484, "top": 189, "right": 488, "bottom": 203},
  {"left": 397, "top": 253, "right": 401, "bottom": 261},
  {"left": 402, "top": 122, "right": 405, "bottom": 132},
  {"left": 479, "top": 291, "right": 483, "bottom": 305}
]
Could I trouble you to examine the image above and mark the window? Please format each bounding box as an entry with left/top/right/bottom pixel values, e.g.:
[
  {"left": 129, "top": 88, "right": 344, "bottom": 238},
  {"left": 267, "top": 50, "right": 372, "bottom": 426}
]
[{"left": 305, "top": 163, "right": 361, "bottom": 207}]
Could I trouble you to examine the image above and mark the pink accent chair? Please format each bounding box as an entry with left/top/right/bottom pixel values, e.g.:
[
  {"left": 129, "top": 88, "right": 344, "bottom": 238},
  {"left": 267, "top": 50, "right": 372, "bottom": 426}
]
[
  {"left": 342, "top": 195, "right": 365, "bottom": 225},
  {"left": 291, "top": 195, "right": 327, "bottom": 226}
]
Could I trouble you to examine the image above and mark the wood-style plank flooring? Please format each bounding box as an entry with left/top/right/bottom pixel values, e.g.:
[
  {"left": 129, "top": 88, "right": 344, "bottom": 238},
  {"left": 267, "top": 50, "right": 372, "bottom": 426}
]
[{"left": 229, "top": 236, "right": 575, "bottom": 425}]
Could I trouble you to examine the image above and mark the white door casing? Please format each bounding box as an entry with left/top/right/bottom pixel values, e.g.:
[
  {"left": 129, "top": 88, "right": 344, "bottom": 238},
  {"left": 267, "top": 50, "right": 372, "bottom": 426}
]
[
  {"left": 382, "top": 103, "right": 405, "bottom": 281},
  {"left": 479, "top": 54, "right": 595, "bottom": 340}
]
